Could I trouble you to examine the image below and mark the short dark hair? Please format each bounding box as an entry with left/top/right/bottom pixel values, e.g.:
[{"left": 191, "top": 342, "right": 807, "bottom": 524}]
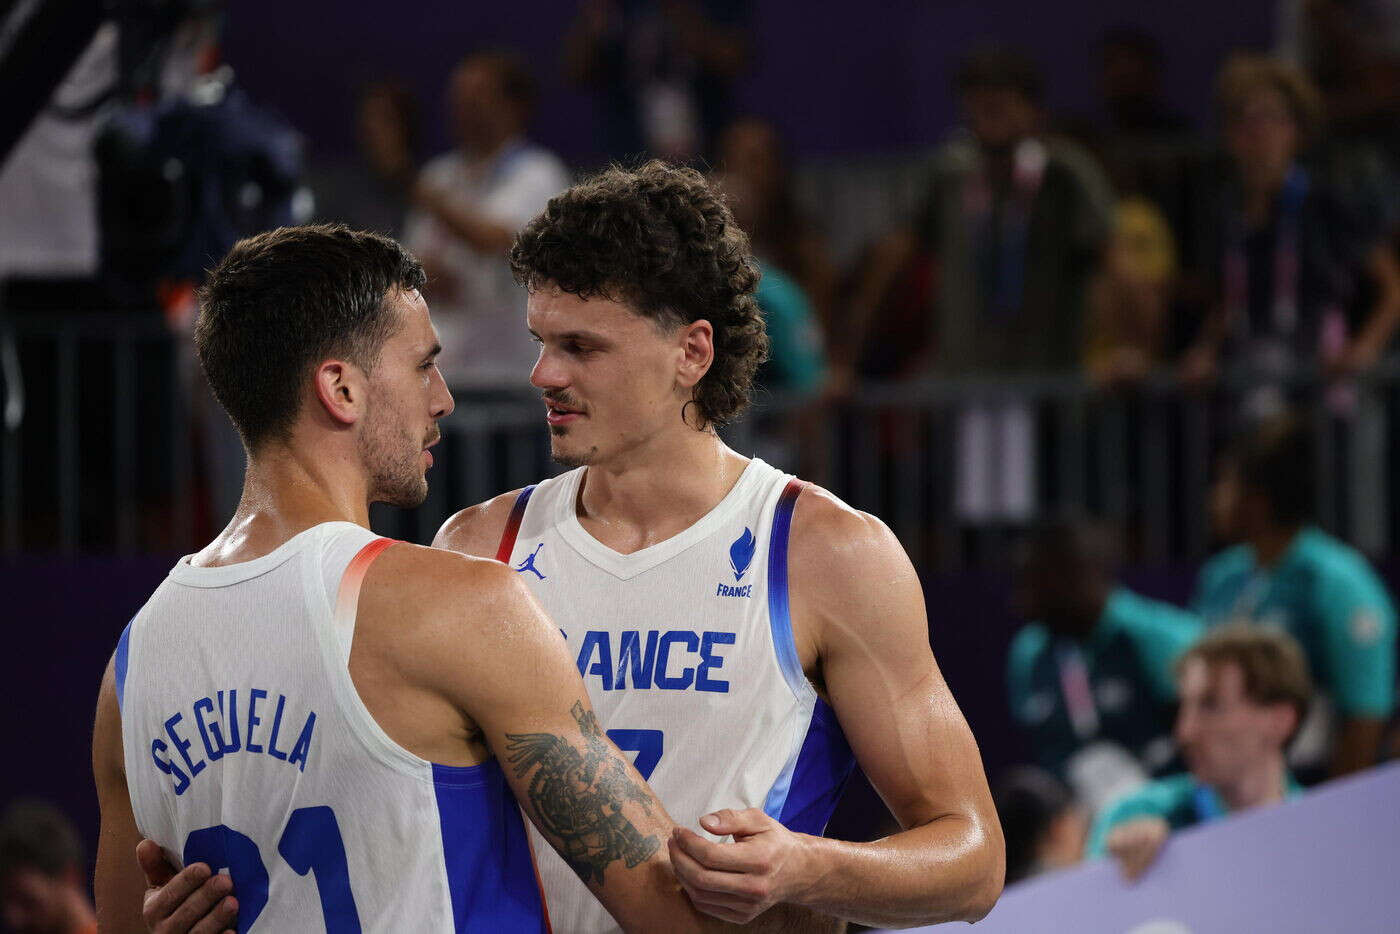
[
  {"left": 955, "top": 45, "right": 1045, "bottom": 105},
  {"left": 510, "top": 161, "right": 768, "bottom": 427},
  {"left": 196, "top": 224, "right": 426, "bottom": 450},
  {"left": 1226, "top": 414, "right": 1315, "bottom": 527},
  {"left": 0, "top": 800, "right": 84, "bottom": 881}
]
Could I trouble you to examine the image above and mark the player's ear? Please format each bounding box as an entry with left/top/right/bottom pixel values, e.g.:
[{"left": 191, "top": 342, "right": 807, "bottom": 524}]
[
  {"left": 313, "top": 359, "right": 364, "bottom": 427},
  {"left": 675, "top": 319, "right": 714, "bottom": 390}
]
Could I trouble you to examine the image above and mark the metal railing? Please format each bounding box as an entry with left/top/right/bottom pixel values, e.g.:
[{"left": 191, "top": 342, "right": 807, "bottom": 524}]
[{"left": 4, "top": 311, "right": 1397, "bottom": 570}]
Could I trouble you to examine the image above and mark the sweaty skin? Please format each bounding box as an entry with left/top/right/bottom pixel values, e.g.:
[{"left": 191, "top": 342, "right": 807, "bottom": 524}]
[
  {"left": 94, "top": 286, "right": 741, "bottom": 934},
  {"left": 435, "top": 477, "right": 1005, "bottom": 927}
]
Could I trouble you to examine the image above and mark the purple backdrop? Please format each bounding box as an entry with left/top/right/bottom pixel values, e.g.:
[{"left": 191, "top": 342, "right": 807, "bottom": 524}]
[{"left": 221, "top": 1, "right": 1275, "bottom": 165}]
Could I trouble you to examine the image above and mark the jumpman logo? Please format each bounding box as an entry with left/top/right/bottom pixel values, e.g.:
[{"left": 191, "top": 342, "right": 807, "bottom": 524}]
[{"left": 515, "top": 543, "right": 547, "bottom": 580}]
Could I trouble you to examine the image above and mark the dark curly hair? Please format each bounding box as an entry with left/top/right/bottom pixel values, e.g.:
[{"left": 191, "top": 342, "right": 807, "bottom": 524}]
[{"left": 510, "top": 160, "right": 768, "bottom": 427}]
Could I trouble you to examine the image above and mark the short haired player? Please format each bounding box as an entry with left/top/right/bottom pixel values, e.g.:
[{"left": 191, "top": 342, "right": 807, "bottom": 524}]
[
  {"left": 142, "top": 165, "right": 1005, "bottom": 930},
  {"left": 91, "top": 224, "right": 757, "bottom": 932}
]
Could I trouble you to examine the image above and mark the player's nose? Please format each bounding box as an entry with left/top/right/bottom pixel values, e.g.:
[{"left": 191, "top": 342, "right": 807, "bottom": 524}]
[
  {"left": 530, "top": 350, "right": 568, "bottom": 390},
  {"left": 429, "top": 365, "right": 454, "bottom": 418}
]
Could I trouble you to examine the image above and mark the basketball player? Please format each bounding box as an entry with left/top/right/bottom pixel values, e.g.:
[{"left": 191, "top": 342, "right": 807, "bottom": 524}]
[
  {"left": 90, "top": 225, "right": 756, "bottom": 932},
  {"left": 139, "top": 166, "right": 1005, "bottom": 930},
  {"left": 429, "top": 162, "right": 1005, "bottom": 929}
]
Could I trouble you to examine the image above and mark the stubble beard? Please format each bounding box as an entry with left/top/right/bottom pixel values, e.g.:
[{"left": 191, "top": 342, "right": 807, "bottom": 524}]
[{"left": 362, "top": 406, "right": 430, "bottom": 508}]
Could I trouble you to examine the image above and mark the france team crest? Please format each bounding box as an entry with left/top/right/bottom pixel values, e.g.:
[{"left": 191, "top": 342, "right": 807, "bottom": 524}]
[{"left": 718, "top": 528, "right": 756, "bottom": 597}]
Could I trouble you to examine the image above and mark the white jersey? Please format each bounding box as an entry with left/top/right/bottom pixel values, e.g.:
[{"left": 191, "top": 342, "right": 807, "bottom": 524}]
[
  {"left": 498, "top": 458, "right": 856, "bottom": 934},
  {"left": 117, "top": 522, "right": 548, "bottom": 932}
]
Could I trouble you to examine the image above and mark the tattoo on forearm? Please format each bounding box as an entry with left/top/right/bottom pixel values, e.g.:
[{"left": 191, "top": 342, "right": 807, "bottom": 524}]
[{"left": 506, "top": 701, "right": 660, "bottom": 886}]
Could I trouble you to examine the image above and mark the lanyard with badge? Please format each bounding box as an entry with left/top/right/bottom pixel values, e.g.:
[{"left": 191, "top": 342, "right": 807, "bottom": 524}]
[{"left": 1056, "top": 644, "right": 1100, "bottom": 740}]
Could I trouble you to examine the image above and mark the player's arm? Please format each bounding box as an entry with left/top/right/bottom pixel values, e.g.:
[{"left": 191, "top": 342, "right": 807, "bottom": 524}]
[
  {"left": 388, "top": 550, "right": 728, "bottom": 933},
  {"left": 432, "top": 489, "right": 523, "bottom": 559},
  {"left": 92, "top": 655, "right": 239, "bottom": 934},
  {"left": 670, "top": 493, "right": 1003, "bottom": 927}
]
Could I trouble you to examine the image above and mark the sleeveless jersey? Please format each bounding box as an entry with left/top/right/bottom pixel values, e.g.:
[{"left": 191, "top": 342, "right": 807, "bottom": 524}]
[
  {"left": 116, "top": 521, "right": 548, "bottom": 933},
  {"left": 498, "top": 458, "right": 857, "bottom": 934}
]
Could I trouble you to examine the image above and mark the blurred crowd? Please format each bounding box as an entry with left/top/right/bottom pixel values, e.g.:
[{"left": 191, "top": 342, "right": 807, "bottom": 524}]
[
  {"left": 4, "top": 0, "right": 1400, "bottom": 911},
  {"left": 998, "top": 413, "right": 1397, "bottom": 886}
]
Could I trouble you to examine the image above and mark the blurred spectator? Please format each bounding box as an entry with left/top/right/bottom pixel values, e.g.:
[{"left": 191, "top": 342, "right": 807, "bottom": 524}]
[
  {"left": 713, "top": 118, "right": 831, "bottom": 397},
  {"left": 717, "top": 116, "right": 838, "bottom": 332},
  {"left": 1178, "top": 55, "right": 1400, "bottom": 405},
  {"left": 0, "top": 800, "right": 95, "bottom": 934},
  {"left": 1087, "top": 626, "right": 1310, "bottom": 881},
  {"left": 1098, "top": 28, "right": 1192, "bottom": 138},
  {"left": 850, "top": 45, "right": 1114, "bottom": 376},
  {"left": 374, "top": 51, "right": 569, "bottom": 388},
  {"left": 1009, "top": 519, "right": 1203, "bottom": 807},
  {"left": 564, "top": 0, "right": 749, "bottom": 162},
  {"left": 994, "top": 766, "right": 1087, "bottom": 885},
  {"left": 1194, "top": 414, "right": 1396, "bottom": 776},
  {"left": 847, "top": 46, "right": 1113, "bottom": 522},
  {"left": 1085, "top": 198, "right": 1181, "bottom": 384},
  {"left": 312, "top": 81, "right": 422, "bottom": 237},
  {"left": 1278, "top": 0, "right": 1400, "bottom": 175},
  {"left": 750, "top": 263, "right": 827, "bottom": 396}
]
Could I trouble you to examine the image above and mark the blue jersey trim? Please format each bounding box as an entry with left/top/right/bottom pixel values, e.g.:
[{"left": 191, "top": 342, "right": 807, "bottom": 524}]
[
  {"left": 766, "top": 479, "right": 807, "bottom": 697},
  {"left": 763, "top": 698, "right": 856, "bottom": 832},
  {"left": 432, "top": 760, "right": 546, "bottom": 932},
  {"left": 114, "top": 618, "right": 134, "bottom": 713}
]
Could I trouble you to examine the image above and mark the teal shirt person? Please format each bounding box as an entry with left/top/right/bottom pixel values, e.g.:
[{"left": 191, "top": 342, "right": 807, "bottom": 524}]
[
  {"left": 1192, "top": 527, "right": 1397, "bottom": 718},
  {"left": 754, "top": 261, "right": 826, "bottom": 394},
  {"left": 1086, "top": 771, "right": 1304, "bottom": 857},
  {"left": 1008, "top": 588, "right": 1204, "bottom": 776}
]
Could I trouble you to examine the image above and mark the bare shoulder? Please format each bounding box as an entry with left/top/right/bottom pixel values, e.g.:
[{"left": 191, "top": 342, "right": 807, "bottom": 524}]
[
  {"left": 362, "top": 540, "right": 529, "bottom": 627},
  {"left": 433, "top": 488, "right": 526, "bottom": 558},
  {"left": 787, "top": 483, "right": 926, "bottom": 655},
  {"left": 788, "top": 483, "right": 907, "bottom": 581}
]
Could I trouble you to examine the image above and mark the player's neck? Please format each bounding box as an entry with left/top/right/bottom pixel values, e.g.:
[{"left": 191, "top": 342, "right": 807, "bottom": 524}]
[
  {"left": 1214, "top": 752, "right": 1288, "bottom": 812},
  {"left": 576, "top": 429, "right": 748, "bottom": 552},
  {"left": 196, "top": 443, "right": 371, "bottom": 565}
]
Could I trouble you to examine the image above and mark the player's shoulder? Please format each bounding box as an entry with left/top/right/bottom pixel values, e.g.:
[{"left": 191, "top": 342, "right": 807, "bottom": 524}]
[
  {"left": 789, "top": 482, "right": 898, "bottom": 557},
  {"left": 787, "top": 482, "right": 912, "bottom": 603},
  {"left": 433, "top": 488, "right": 529, "bottom": 558},
  {"left": 363, "top": 540, "right": 526, "bottom": 624}
]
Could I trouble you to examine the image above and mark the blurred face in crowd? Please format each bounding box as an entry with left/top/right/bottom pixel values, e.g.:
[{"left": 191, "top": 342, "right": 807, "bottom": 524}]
[
  {"left": 962, "top": 86, "right": 1038, "bottom": 152},
  {"left": 351, "top": 289, "right": 453, "bottom": 507},
  {"left": 528, "top": 288, "right": 708, "bottom": 468},
  {"left": 449, "top": 59, "right": 519, "bottom": 154},
  {"left": 1174, "top": 657, "right": 1295, "bottom": 789},
  {"left": 1, "top": 867, "right": 74, "bottom": 934},
  {"left": 1224, "top": 86, "right": 1299, "bottom": 189},
  {"left": 1014, "top": 545, "right": 1104, "bottom": 639},
  {"left": 717, "top": 119, "right": 783, "bottom": 228}
]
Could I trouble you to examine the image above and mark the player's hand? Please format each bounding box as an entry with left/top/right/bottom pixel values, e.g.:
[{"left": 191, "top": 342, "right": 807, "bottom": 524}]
[
  {"left": 667, "top": 808, "right": 815, "bottom": 923},
  {"left": 1104, "top": 817, "right": 1169, "bottom": 882},
  {"left": 137, "top": 838, "right": 239, "bottom": 934}
]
